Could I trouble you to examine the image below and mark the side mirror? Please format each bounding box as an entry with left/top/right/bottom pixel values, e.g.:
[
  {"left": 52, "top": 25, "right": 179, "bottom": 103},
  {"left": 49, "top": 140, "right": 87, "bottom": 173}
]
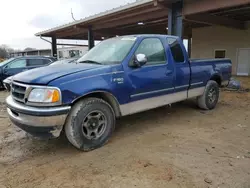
[{"left": 133, "top": 54, "right": 147, "bottom": 67}]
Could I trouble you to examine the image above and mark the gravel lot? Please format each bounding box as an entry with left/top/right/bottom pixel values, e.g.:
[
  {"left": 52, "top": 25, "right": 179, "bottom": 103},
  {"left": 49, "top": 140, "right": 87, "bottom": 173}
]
[{"left": 0, "top": 78, "right": 249, "bottom": 188}]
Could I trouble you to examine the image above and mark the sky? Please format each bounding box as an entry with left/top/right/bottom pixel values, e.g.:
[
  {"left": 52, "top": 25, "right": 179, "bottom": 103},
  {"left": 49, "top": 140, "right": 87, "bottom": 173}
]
[{"left": 0, "top": 0, "right": 135, "bottom": 50}]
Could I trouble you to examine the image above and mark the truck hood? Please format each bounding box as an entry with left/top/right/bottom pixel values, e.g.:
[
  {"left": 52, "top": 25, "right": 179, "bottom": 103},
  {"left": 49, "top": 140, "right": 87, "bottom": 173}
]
[{"left": 13, "top": 63, "right": 103, "bottom": 85}]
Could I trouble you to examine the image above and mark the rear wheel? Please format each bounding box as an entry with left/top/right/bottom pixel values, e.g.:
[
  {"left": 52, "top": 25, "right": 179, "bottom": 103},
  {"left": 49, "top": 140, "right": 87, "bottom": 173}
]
[
  {"left": 197, "top": 80, "right": 220, "bottom": 110},
  {"left": 65, "top": 98, "right": 115, "bottom": 151}
]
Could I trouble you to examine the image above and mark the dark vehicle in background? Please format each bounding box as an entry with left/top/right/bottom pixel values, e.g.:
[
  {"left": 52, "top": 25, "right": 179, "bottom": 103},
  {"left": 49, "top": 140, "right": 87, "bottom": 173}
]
[
  {"left": 3, "top": 57, "right": 77, "bottom": 91},
  {"left": 0, "top": 56, "right": 56, "bottom": 88},
  {"left": 49, "top": 57, "right": 78, "bottom": 66}
]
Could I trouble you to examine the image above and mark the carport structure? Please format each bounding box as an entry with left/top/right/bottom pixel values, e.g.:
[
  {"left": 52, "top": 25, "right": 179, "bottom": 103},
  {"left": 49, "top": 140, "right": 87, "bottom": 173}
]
[{"left": 36, "top": 0, "right": 250, "bottom": 75}]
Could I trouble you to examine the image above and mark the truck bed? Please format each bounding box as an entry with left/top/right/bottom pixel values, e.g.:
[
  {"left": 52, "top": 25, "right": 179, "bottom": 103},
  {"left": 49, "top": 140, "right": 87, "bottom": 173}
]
[{"left": 189, "top": 58, "right": 232, "bottom": 87}]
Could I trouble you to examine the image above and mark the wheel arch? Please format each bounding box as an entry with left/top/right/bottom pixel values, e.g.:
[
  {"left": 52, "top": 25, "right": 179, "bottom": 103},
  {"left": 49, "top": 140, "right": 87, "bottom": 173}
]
[
  {"left": 210, "top": 73, "right": 222, "bottom": 86},
  {"left": 71, "top": 91, "right": 122, "bottom": 117}
]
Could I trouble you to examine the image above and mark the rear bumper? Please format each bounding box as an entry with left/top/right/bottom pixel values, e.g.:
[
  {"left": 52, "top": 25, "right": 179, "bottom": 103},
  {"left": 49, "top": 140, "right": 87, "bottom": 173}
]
[{"left": 6, "top": 96, "right": 71, "bottom": 138}]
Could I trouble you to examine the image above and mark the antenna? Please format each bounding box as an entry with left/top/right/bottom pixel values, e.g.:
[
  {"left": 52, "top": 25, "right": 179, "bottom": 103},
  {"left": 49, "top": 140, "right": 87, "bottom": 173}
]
[{"left": 71, "top": 8, "right": 76, "bottom": 21}]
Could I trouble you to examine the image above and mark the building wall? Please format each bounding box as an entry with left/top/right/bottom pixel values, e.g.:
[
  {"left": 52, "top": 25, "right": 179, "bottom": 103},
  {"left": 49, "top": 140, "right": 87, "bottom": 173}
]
[
  {"left": 57, "top": 46, "right": 88, "bottom": 59},
  {"left": 192, "top": 25, "right": 250, "bottom": 75},
  {"left": 39, "top": 50, "right": 51, "bottom": 56},
  {"left": 10, "top": 50, "right": 51, "bottom": 57},
  {"left": 26, "top": 51, "right": 39, "bottom": 56}
]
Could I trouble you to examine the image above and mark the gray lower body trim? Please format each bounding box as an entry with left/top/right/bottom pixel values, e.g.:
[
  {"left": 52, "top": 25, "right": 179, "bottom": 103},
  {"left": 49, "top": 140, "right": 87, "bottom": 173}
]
[
  {"left": 188, "top": 87, "right": 205, "bottom": 98},
  {"left": 120, "top": 87, "right": 205, "bottom": 116}
]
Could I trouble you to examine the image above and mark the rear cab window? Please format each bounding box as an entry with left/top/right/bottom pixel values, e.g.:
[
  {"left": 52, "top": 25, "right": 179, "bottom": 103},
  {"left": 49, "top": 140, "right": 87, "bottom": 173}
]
[{"left": 167, "top": 38, "right": 184, "bottom": 63}]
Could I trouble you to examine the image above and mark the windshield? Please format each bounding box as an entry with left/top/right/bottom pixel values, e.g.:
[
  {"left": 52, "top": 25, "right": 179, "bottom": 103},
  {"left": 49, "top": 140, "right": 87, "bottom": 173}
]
[
  {"left": 77, "top": 37, "right": 136, "bottom": 65},
  {"left": 0, "top": 58, "right": 14, "bottom": 66}
]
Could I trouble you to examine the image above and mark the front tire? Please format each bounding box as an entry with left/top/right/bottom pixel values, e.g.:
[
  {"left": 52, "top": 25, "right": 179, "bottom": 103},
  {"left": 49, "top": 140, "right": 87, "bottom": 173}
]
[
  {"left": 65, "top": 98, "right": 115, "bottom": 151},
  {"left": 197, "top": 80, "right": 220, "bottom": 110}
]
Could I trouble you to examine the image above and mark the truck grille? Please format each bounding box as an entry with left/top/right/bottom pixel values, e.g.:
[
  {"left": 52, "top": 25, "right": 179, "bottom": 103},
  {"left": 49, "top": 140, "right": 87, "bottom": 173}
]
[{"left": 11, "top": 82, "right": 27, "bottom": 103}]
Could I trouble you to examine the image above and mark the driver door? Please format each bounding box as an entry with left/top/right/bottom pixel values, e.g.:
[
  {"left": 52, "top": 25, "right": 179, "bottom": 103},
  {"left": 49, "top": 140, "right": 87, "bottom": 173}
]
[{"left": 127, "top": 37, "right": 175, "bottom": 102}]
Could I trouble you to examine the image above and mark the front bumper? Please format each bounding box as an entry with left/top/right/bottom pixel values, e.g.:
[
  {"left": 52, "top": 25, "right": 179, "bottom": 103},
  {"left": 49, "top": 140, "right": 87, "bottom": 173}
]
[{"left": 6, "top": 96, "right": 71, "bottom": 138}]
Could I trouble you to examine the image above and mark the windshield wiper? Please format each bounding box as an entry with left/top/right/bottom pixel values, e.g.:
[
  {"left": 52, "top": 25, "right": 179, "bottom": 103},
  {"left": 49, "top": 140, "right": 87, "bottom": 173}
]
[{"left": 78, "top": 60, "right": 102, "bottom": 65}]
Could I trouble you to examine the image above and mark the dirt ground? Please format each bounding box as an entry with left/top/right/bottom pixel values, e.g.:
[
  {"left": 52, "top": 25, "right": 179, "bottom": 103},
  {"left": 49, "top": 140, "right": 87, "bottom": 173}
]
[{"left": 0, "top": 77, "right": 249, "bottom": 188}]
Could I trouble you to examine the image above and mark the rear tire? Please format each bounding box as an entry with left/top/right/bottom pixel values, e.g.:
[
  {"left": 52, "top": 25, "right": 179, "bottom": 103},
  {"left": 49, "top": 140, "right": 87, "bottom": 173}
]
[
  {"left": 197, "top": 80, "right": 219, "bottom": 110},
  {"left": 65, "top": 98, "right": 115, "bottom": 151}
]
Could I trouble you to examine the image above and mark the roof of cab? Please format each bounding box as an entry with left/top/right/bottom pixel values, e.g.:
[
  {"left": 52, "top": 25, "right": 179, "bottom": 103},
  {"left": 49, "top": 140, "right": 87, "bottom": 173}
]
[{"left": 111, "top": 34, "right": 179, "bottom": 39}]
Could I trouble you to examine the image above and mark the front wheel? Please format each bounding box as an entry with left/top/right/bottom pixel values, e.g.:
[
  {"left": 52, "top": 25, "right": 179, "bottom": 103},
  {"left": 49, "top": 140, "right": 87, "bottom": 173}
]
[
  {"left": 197, "top": 80, "right": 220, "bottom": 110},
  {"left": 65, "top": 98, "right": 115, "bottom": 151}
]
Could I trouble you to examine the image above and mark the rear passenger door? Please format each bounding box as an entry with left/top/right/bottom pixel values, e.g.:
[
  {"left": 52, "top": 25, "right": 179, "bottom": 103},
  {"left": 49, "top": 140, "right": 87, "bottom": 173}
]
[
  {"left": 27, "top": 58, "right": 51, "bottom": 70},
  {"left": 167, "top": 38, "right": 190, "bottom": 93}
]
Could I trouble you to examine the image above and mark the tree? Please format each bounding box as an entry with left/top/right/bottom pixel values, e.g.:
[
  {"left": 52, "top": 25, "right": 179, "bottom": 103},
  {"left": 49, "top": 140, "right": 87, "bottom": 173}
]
[
  {"left": 0, "top": 45, "right": 15, "bottom": 58},
  {"left": 0, "top": 46, "right": 8, "bottom": 58}
]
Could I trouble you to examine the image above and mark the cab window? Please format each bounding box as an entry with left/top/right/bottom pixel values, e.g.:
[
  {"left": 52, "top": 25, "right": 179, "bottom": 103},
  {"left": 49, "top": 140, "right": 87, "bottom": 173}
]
[
  {"left": 135, "top": 38, "right": 166, "bottom": 65},
  {"left": 167, "top": 38, "right": 184, "bottom": 63}
]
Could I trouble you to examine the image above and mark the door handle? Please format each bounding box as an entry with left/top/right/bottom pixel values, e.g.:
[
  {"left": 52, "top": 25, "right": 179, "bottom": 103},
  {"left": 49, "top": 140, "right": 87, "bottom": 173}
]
[{"left": 166, "top": 70, "right": 173, "bottom": 75}]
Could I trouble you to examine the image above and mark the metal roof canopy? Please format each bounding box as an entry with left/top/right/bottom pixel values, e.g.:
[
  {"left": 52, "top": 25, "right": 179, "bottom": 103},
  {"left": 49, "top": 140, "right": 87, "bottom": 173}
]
[
  {"left": 36, "top": 0, "right": 250, "bottom": 41},
  {"left": 35, "top": 0, "right": 250, "bottom": 59},
  {"left": 35, "top": 0, "right": 193, "bottom": 40}
]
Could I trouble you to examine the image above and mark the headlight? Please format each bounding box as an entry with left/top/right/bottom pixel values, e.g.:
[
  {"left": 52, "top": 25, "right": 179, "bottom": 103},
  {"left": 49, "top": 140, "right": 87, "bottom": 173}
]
[{"left": 28, "top": 88, "right": 61, "bottom": 103}]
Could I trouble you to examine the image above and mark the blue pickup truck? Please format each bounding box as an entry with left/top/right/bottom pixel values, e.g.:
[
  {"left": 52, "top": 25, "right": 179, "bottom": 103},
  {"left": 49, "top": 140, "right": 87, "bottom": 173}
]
[{"left": 6, "top": 35, "right": 232, "bottom": 151}]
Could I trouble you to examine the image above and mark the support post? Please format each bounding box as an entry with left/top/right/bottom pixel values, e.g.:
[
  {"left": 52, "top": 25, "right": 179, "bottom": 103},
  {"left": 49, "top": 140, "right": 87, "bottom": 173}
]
[
  {"left": 51, "top": 36, "right": 57, "bottom": 58},
  {"left": 188, "top": 35, "right": 192, "bottom": 58},
  {"left": 88, "top": 26, "right": 95, "bottom": 50},
  {"left": 168, "top": 8, "right": 173, "bottom": 35},
  {"left": 168, "top": 1, "right": 183, "bottom": 38}
]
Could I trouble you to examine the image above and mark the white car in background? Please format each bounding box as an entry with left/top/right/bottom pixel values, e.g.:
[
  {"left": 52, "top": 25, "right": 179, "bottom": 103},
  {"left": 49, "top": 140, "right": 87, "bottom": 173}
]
[{"left": 3, "top": 76, "right": 12, "bottom": 91}]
